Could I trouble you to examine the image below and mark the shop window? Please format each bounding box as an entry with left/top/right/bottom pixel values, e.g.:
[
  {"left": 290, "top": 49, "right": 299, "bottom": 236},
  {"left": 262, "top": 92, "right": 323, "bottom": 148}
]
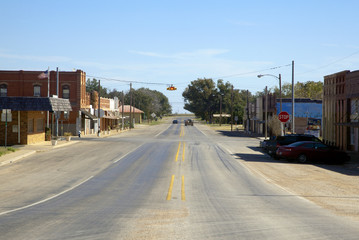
[
  {"left": 36, "top": 118, "right": 44, "bottom": 132},
  {"left": 0, "top": 84, "right": 7, "bottom": 97},
  {"left": 62, "top": 85, "right": 70, "bottom": 99},
  {"left": 34, "top": 85, "right": 41, "bottom": 97},
  {"left": 28, "top": 119, "right": 34, "bottom": 133}
]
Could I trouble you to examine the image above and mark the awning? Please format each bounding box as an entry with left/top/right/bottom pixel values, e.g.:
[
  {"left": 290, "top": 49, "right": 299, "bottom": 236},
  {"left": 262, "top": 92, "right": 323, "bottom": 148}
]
[
  {"left": 0, "top": 97, "right": 72, "bottom": 111},
  {"left": 80, "top": 109, "right": 98, "bottom": 120}
]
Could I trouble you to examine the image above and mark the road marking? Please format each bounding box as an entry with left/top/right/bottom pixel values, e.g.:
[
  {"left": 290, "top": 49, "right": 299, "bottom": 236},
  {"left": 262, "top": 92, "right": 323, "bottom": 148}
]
[
  {"left": 114, "top": 144, "right": 144, "bottom": 163},
  {"left": 182, "top": 175, "right": 186, "bottom": 201},
  {"left": 166, "top": 175, "right": 175, "bottom": 200},
  {"left": 175, "top": 142, "right": 181, "bottom": 162},
  {"left": 0, "top": 176, "right": 94, "bottom": 216},
  {"left": 155, "top": 123, "right": 172, "bottom": 137}
]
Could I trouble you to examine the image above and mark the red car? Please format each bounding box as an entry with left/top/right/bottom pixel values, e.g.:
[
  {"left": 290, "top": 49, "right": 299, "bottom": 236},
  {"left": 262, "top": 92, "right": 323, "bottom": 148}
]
[{"left": 276, "top": 141, "right": 350, "bottom": 164}]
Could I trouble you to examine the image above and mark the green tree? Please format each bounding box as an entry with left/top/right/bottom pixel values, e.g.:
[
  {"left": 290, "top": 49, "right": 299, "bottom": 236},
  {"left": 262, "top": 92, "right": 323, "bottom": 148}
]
[
  {"left": 124, "top": 88, "right": 172, "bottom": 119},
  {"left": 183, "top": 78, "right": 218, "bottom": 121},
  {"left": 269, "top": 81, "right": 323, "bottom": 99},
  {"left": 86, "top": 78, "right": 109, "bottom": 97}
]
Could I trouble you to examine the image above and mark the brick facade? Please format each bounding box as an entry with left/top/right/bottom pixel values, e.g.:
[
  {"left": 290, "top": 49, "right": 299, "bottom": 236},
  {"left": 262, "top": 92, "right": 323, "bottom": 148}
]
[{"left": 0, "top": 70, "right": 88, "bottom": 136}]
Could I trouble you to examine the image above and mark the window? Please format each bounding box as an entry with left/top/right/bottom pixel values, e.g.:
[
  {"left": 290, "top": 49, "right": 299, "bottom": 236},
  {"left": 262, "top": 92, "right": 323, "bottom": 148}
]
[
  {"left": 28, "top": 119, "right": 34, "bottom": 133},
  {"left": 62, "top": 85, "right": 70, "bottom": 99},
  {"left": 0, "top": 84, "right": 7, "bottom": 97},
  {"left": 36, "top": 118, "right": 44, "bottom": 132},
  {"left": 34, "top": 85, "right": 41, "bottom": 97}
]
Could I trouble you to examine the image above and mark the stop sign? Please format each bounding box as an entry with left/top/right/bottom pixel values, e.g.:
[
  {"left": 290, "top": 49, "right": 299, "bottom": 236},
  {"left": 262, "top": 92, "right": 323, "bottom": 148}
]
[{"left": 278, "top": 111, "right": 290, "bottom": 123}]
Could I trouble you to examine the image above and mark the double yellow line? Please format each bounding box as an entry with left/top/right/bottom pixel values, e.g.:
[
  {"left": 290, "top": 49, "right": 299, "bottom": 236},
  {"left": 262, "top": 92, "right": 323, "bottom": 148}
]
[
  {"left": 167, "top": 126, "right": 186, "bottom": 201},
  {"left": 175, "top": 142, "right": 185, "bottom": 162},
  {"left": 166, "top": 175, "right": 185, "bottom": 201}
]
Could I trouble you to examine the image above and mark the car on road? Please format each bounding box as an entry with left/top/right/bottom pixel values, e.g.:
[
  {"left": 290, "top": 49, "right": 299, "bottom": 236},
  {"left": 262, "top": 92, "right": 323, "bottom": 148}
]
[
  {"left": 172, "top": 120, "right": 178, "bottom": 124},
  {"left": 184, "top": 119, "right": 193, "bottom": 126},
  {"left": 265, "top": 134, "right": 322, "bottom": 158},
  {"left": 276, "top": 141, "right": 350, "bottom": 164}
]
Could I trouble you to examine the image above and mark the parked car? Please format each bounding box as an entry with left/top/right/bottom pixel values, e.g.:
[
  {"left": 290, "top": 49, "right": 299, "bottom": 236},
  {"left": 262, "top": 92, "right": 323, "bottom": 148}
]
[
  {"left": 276, "top": 141, "right": 350, "bottom": 164},
  {"left": 172, "top": 120, "right": 178, "bottom": 124},
  {"left": 185, "top": 119, "right": 193, "bottom": 126},
  {"left": 265, "top": 134, "right": 322, "bottom": 158}
]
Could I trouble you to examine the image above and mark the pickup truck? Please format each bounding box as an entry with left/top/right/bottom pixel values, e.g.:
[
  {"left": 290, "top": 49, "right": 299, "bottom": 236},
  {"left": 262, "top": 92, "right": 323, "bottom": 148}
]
[{"left": 184, "top": 119, "right": 193, "bottom": 126}]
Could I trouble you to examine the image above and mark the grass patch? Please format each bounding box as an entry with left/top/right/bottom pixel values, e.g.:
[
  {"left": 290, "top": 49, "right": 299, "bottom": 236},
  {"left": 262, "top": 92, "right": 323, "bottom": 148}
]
[{"left": 0, "top": 147, "right": 17, "bottom": 157}]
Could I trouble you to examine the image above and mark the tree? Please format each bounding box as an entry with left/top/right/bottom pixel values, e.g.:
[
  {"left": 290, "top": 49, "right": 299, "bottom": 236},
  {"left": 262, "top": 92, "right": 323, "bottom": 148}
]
[
  {"left": 124, "top": 88, "right": 172, "bottom": 118},
  {"left": 182, "top": 78, "right": 218, "bottom": 121},
  {"left": 86, "top": 78, "right": 109, "bottom": 97},
  {"left": 269, "top": 81, "right": 323, "bottom": 99}
]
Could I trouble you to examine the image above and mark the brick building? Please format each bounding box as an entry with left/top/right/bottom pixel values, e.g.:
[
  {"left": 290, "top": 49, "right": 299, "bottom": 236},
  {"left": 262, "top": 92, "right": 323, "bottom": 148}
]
[
  {"left": 323, "top": 70, "right": 359, "bottom": 152},
  {"left": 323, "top": 71, "right": 350, "bottom": 150},
  {"left": 0, "top": 69, "right": 89, "bottom": 138},
  {"left": 0, "top": 97, "right": 71, "bottom": 145}
]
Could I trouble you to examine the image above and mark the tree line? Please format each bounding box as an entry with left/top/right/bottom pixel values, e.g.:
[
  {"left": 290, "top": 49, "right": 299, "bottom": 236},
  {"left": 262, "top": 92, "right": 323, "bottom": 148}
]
[
  {"left": 86, "top": 78, "right": 172, "bottom": 119},
  {"left": 182, "top": 78, "right": 323, "bottom": 123}
]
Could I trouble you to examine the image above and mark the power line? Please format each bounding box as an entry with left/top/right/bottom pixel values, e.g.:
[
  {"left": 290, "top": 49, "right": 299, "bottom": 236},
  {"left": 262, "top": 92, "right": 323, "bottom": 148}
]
[
  {"left": 298, "top": 49, "right": 359, "bottom": 75},
  {"left": 86, "top": 75, "right": 168, "bottom": 86},
  {"left": 212, "top": 63, "right": 292, "bottom": 79}
]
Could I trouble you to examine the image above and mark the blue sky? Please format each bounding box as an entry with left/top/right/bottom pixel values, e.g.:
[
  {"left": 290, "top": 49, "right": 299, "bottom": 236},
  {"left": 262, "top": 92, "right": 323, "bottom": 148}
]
[{"left": 1, "top": 0, "right": 359, "bottom": 113}]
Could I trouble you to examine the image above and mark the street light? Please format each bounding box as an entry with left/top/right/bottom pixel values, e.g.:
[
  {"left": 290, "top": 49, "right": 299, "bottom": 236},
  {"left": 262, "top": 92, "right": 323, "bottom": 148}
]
[
  {"left": 257, "top": 74, "right": 282, "bottom": 112},
  {"left": 258, "top": 74, "right": 282, "bottom": 136}
]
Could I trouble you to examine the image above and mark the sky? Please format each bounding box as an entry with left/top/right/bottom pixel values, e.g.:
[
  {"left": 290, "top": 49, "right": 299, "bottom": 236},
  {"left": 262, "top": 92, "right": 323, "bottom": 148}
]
[{"left": 1, "top": 0, "right": 359, "bottom": 114}]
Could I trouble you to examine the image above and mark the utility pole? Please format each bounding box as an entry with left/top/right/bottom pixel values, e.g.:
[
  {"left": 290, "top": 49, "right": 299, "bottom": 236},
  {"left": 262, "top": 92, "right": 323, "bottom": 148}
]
[
  {"left": 133, "top": 94, "right": 135, "bottom": 127},
  {"left": 55, "top": 67, "right": 59, "bottom": 137},
  {"left": 46, "top": 67, "right": 50, "bottom": 128},
  {"left": 98, "top": 80, "right": 101, "bottom": 136},
  {"left": 265, "top": 86, "right": 268, "bottom": 140},
  {"left": 247, "top": 90, "right": 250, "bottom": 132},
  {"left": 121, "top": 91, "right": 124, "bottom": 131},
  {"left": 291, "top": 60, "right": 295, "bottom": 134},
  {"left": 219, "top": 94, "right": 222, "bottom": 126},
  {"left": 129, "top": 83, "right": 132, "bottom": 129},
  {"left": 231, "top": 85, "right": 234, "bottom": 132}
]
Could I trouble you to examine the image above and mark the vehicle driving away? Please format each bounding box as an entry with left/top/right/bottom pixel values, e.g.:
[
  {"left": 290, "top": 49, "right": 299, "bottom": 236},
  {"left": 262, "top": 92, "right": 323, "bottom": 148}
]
[
  {"left": 276, "top": 141, "right": 350, "bottom": 164},
  {"left": 172, "top": 119, "right": 178, "bottom": 124},
  {"left": 184, "top": 119, "right": 193, "bottom": 126}
]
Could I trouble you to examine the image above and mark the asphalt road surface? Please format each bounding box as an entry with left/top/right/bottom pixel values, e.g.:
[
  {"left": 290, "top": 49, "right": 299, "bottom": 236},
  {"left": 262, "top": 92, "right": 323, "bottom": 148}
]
[{"left": 0, "top": 118, "right": 359, "bottom": 239}]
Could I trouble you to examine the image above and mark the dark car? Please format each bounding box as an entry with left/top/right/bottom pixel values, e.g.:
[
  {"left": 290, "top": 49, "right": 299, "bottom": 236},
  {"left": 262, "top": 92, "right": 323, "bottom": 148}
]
[
  {"left": 276, "top": 141, "right": 350, "bottom": 164},
  {"left": 265, "top": 134, "right": 321, "bottom": 158},
  {"left": 184, "top": 119, "right": 193, "bottom": 126},
  {"left": 172, "top": 120, "right": 178, "bottom": 124}
]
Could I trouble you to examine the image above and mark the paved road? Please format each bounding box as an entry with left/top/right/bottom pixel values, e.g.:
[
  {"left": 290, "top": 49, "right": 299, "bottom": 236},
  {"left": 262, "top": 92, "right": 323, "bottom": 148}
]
[{"left": 0, "top": 119, "right": 359, "bottom": 239}]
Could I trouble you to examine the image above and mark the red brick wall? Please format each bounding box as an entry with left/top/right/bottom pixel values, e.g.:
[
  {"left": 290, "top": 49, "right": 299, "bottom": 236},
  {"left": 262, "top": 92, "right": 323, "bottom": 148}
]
[{"left": 0, "top": 69, "right": 87, "bottom": 124}]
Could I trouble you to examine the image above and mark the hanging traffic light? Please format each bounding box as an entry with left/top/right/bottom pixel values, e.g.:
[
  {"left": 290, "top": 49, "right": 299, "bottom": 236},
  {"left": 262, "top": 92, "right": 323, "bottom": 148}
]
[{"left": 167, "top": 85, "right": 177, "bottom": 91}]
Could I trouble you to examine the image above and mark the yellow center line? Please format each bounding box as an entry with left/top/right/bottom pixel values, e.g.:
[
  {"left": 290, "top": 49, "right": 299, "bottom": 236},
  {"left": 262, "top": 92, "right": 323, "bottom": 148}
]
[
  {"left": 181, "top": 175, "right": 186, "bottom": 201},
  {"left": 166, "top": 175, "right": 175, "bottom": 200},
  {"left": 175, "top": 142, "right": 181, "bottom": 162}
]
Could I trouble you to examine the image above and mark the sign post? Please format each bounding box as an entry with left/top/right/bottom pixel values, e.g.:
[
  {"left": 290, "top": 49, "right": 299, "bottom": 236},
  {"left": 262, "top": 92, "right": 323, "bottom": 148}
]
[
  {"left": 2, "top": 109, "right": 12, "bottom": 147},
  {"left": 278, "top": 111, "right": 290, "bottom": 136},
  {"left": 278, "top": 111, "right": 290, "bottom": 123}
]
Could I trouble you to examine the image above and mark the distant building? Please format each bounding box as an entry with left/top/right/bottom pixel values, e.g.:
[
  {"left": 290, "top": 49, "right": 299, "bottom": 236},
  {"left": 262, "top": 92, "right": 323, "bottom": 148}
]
[
  {"left": 246, "top": 94, "right": 322, "bottom": 136},
  {"left": 278, "top": 98, "right": 322, "bottom": 136}
]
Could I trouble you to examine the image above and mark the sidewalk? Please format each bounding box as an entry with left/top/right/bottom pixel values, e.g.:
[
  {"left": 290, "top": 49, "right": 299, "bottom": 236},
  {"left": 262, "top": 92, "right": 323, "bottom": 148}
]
[
  {"left": 0, "top": 124, "right": 152, "bottom": 167},
  {"left": 0, "top": 139, "right": 79, "bottom": 167}
]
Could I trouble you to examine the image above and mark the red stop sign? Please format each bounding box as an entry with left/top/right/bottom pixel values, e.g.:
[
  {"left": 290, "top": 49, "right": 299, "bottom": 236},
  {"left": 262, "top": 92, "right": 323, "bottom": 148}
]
[{"left": 278, "top": 111, "right": 290, "bottom": 123}]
